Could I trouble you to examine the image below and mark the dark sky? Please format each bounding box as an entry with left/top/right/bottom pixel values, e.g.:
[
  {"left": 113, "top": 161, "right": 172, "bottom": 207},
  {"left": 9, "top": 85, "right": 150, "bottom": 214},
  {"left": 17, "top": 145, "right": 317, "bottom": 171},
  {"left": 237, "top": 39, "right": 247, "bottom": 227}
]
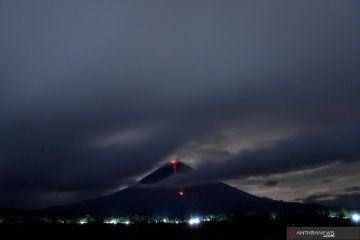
[{"left": 1, "top": 0, "right": 360, "bottom": 209}]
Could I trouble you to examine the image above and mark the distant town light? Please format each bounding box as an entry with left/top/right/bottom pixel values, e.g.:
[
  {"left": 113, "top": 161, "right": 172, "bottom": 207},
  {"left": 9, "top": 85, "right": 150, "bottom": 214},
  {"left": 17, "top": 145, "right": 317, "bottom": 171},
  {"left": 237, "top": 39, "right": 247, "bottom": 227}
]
[
  {"left": 189, "top": 217, "right": 200, "bottom": 225},
  {"left": 124, "top": 220, "right": 130, "bottom": 225},
  {"left": 78, "top": 220, "right": 87, "bottom": 225},
  {"left": 163, "top": 218, "right": 168, "bottom": 223},
  {"left": 104, "top": 218, "right": 119, "bottom": 224},
  {"left": 352, "top": 213, "right": 360, "bottom": 223}
]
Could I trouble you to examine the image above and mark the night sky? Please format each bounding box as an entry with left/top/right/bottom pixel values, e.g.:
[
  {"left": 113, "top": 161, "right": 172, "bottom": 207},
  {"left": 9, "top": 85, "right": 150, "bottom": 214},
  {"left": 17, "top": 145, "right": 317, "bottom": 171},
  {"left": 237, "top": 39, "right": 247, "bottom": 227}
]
[{"left": 1, "top": 0, "right": 360, "bottom": 209}]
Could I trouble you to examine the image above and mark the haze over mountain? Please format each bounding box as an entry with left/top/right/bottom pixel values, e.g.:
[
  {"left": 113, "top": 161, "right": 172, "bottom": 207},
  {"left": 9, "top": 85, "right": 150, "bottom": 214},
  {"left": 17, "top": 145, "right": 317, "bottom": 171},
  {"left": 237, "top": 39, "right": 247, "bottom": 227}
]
[{"left": 49, "top": 161, "right": 321, "bottom": 215}]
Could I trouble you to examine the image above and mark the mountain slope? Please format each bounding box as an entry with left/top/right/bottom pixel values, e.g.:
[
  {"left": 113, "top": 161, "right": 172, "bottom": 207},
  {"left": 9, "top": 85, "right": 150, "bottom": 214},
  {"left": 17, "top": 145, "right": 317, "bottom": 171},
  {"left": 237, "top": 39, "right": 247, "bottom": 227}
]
[{"left": 139, "top": 161, "right": 192, "bottom": 184}]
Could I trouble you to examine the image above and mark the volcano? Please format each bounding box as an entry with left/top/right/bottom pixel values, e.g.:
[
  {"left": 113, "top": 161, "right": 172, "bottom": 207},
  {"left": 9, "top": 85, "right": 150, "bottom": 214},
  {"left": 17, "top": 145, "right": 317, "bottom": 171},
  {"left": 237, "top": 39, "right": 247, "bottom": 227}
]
[{"left": 49, "top": 161, "right": 321, "bottom": 215}]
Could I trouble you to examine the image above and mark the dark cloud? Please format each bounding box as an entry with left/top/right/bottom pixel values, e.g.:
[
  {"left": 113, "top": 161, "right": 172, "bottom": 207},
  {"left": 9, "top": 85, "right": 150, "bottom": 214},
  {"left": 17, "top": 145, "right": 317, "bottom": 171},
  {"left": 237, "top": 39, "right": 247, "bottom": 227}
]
[
  {"left": 322, "top": 179, "right": 333, "bottom": 183},
  {"left": 345, "top": 186, "right": 360, "bottom": 192},
  {"left": 300, "top": 193, "right": 360, "bottom": 208},
  {"left": 297, "top": 193, "right": 335, "bottom": 203},
  {"left": 264, "top": 181, "right": 278, "bottom": 187},
  {"left": 0, "top": 0, "right": 359, "bottom": 208}
]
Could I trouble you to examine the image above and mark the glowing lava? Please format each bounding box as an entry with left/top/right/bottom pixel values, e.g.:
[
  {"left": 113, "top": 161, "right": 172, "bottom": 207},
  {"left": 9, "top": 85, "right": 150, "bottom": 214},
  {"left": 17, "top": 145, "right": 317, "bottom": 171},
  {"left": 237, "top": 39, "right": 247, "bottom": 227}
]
[
  {"left": 170, "top": 159, "right": 185, "bottom": 197},
  {"left": 171, "top": 159, "right": 177, "bottom": 175}
]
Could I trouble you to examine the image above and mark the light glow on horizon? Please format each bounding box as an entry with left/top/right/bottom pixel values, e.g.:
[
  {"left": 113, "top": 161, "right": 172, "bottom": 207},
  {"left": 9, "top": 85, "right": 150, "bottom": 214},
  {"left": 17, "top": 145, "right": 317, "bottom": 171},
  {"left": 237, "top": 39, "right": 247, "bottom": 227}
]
[
  {"left": 352, "top": 213, "right": 360, "bottom": 223},
  {"left": 104, "top": 218, "right": 119, "bottom": 224},
  {"left": 189, "top": 217, "right": 200, "bottom": 225}
]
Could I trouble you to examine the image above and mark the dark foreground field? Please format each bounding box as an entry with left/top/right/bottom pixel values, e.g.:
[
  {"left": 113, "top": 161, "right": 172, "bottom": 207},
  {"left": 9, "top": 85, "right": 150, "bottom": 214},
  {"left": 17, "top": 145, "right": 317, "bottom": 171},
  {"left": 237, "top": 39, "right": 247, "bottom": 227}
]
[
  {"left": 0, "top": 222, "right": 284, "bottom": 240},
  {"left": 0, "top": 215, "right": 356, "bottom": 240}
]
